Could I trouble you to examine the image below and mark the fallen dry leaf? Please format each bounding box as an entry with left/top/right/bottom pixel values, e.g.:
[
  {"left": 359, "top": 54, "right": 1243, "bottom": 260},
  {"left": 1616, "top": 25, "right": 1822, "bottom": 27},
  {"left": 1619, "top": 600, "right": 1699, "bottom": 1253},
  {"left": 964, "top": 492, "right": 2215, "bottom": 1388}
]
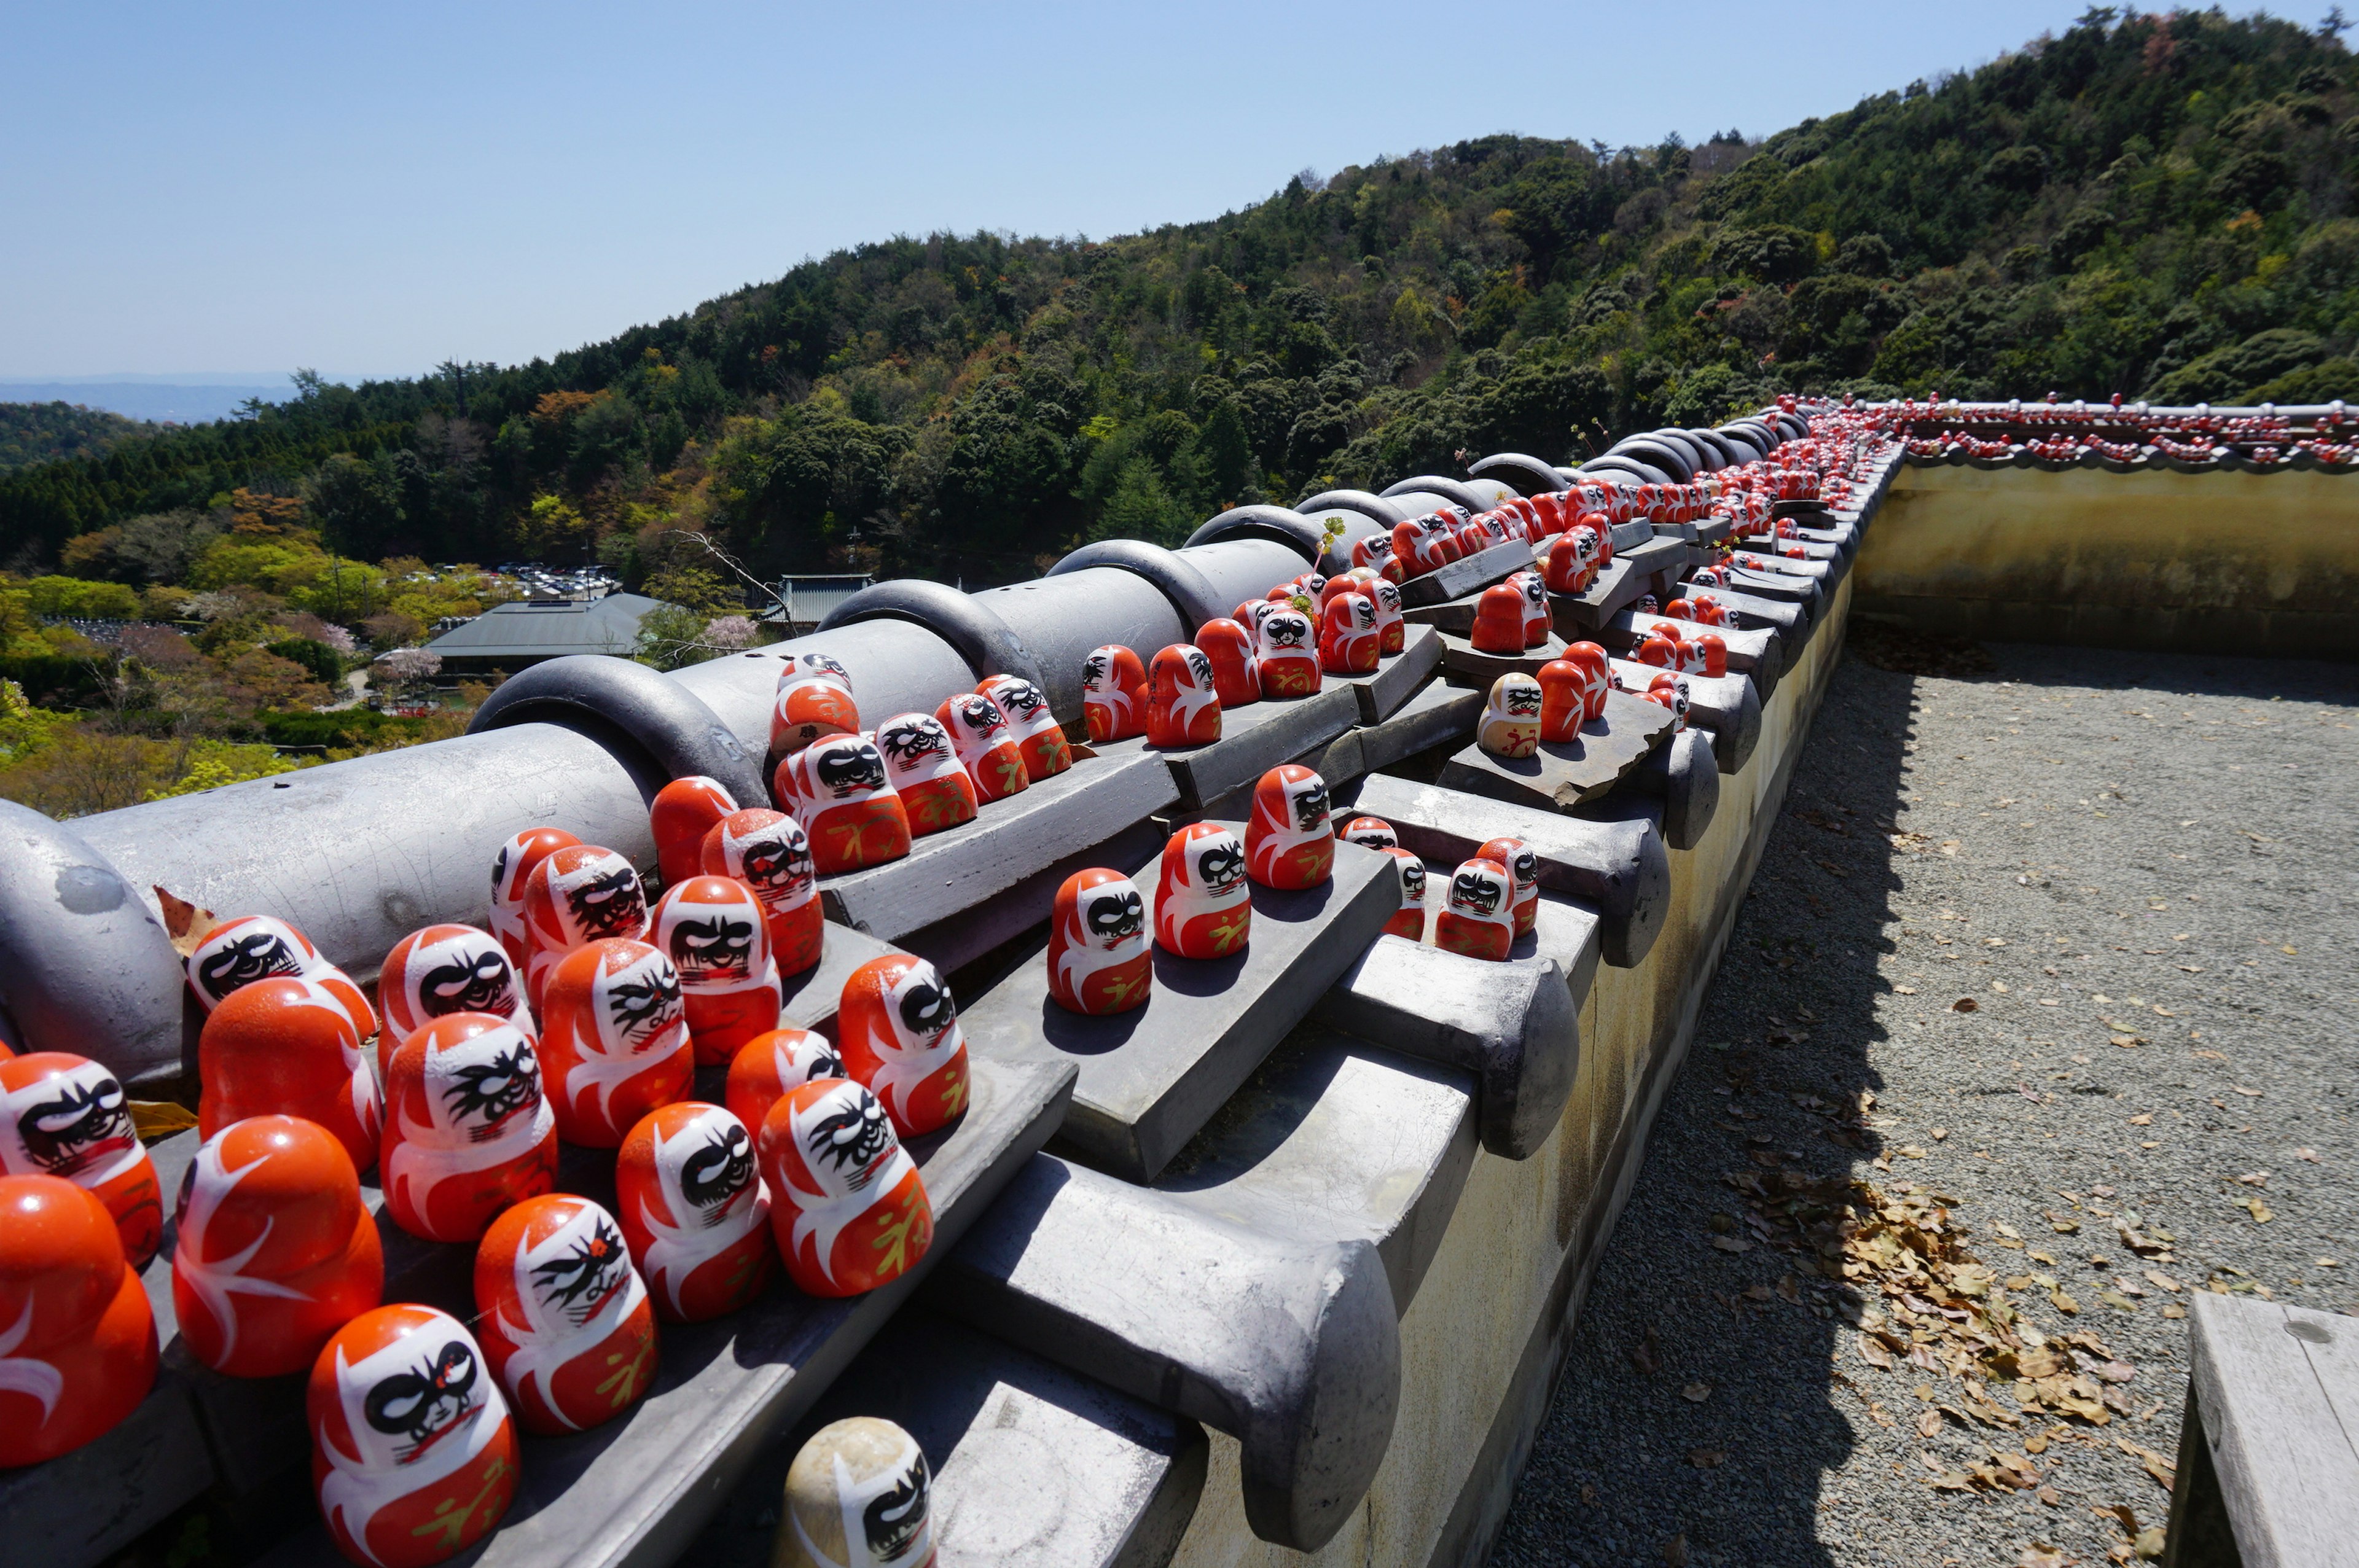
[
  {"left": 2236, "top": 1171, "right": 2269, "bottom": 1187},
  {"left": 1895, "top": 985, "right": 1919, "bottom": 995},
  {"left": 1662, "top": 1534, "right": 1689, "bottom": 1567},
  {"left": 1688, "top": 1448, "right": 1725, "bottom": 1468},
  {"left": 1629, "top": 1326, "right": 1661, "bottom": 1376},
  {"left": 1952, "top": 997, "right": 1980, "bottom": 1013},
  {"left": 2231, "top": 1086, "right": 2263, "bottom": 1098},
  {"left": 1917, "top": 1408, "right": 1943, "bottom": 1437},
  {"left": 1681, "top": 1381, "right": 1712, "bottom": 1403},
  {"left": 2128, "top": 1114, "right": 2153, "bottom": 1126},
  {"left": 1710, "top": 1235, "right": 1751, "bottom": 1253},
  {"left": 2245, "top": 1198, "right": 2273, "bottom": 1223},
  {"left": 2017, "top": 1543, "right": 2069, "bottom": 1566}
]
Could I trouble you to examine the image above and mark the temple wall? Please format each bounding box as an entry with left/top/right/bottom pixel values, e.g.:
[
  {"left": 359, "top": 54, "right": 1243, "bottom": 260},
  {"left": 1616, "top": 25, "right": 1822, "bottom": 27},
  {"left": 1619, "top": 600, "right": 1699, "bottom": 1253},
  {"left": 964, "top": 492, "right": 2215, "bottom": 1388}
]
[{"left": 1852, "top": 464, "right": 2359, "bottom": 656}]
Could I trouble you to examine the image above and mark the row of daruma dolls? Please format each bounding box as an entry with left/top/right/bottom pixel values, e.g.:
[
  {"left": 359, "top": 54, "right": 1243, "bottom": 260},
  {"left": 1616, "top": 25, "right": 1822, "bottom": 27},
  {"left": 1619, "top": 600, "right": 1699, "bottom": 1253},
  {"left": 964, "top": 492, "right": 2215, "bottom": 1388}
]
[{"left": 0, "top": 807, "right": 968, "bottom": 1567}]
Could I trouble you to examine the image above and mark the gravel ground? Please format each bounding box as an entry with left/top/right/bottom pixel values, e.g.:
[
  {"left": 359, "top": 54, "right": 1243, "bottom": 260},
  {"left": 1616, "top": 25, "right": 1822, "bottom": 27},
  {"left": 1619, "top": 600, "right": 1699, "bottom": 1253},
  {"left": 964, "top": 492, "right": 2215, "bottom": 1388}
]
[{"left": 1487, "top": 633, "right": 2359, "bottom": 1568}]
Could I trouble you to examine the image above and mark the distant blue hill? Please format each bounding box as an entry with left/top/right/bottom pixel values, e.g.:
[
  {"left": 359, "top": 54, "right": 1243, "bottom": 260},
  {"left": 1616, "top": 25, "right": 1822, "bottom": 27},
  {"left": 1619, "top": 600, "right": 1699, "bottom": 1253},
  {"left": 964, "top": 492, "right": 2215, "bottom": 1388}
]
[{"left": 0, "top": 381, "right": 289, "bottom": 424}]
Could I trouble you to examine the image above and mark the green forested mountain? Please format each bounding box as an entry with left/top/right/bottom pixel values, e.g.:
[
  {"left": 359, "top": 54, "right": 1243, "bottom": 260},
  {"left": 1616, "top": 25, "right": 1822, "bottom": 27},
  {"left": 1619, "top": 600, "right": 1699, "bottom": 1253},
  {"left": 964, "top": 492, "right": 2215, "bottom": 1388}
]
[
  {"left": 0, "top": 402, "right": 161, "bottom": 472},
  {"left": 4, "top": 8, "right": 2353, "bottom": 590}
]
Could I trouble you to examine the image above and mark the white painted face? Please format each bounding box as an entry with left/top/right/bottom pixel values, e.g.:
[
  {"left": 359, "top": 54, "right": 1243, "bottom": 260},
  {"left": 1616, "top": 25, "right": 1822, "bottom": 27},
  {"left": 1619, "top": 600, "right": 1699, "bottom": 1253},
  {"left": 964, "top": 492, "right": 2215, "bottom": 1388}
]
[
  {"left": 780, "top": 652, "right": 853, "bottom": 693},
  {"left": 1345, "top": 595, "right": 1377, "bottom": 632},
  {"left": 883, "top": 960, "right": 959, "bottom": 1057},
  {"left": 1273, "top": 772, "right": 1329, "bottom": 838},
  {"left": 1449, "top": 863, "right": 1511, "bottom": 921},
  {"left": 1393, "top": 855, "right": 1426, "bottom": 907},
  {"left": 1519, "top": 574, "right": 1547, "bottom": 613},
  {"left": 1177, "top": 827, "right": 1246, "bottom": 900},
  {"left": 589, "top": 946, "right": 685, "bottom": 1056},
  {"left": 805, "top": 735, "right": 889, "bottom": 801},
  {"left": 874, "top": 714, "right": 960, "bottom": 786},
  {"left": 0, "top": 1057, "right": 139, "bottom": 1186},
  {"left": 789, "top": 1082, "right": 904, "bottom": 1206},
  {"left": 1372, "top": 581, "right": 1403, "bottom": 618},
  {"left": 658, "top": 885, "right": 764, "bottom": 987},
  {"left": 795, "top": 1424, "right": 934, "bottom": 1568},
  {"left": 984, "top": 677, "right": 1053, "bottom": 733},
  {"left": 509, "top": 1199, "right": 636, "bottom": 1337},
  {"left": 725, "top": 814, "right": 815, "bottom": 908},
  {"left": 417, "top": 1023, "right": 544, "bottom": 1142},
  {"left": 187, "top": 915, "right": 321, "bottom": 1009},
  {"left": 1258, "top": 610, "right": 1313, "bottom": 658},
  {"left": 330, "top": 1315, "right": 499, "bottom": 1473},
  {"left": 1078, "top": 878, "right": 1146, "bottom": 953},
  {"left": 652, "top": 1106, "right": 761, "bottom": 1232},
  {"left": 396, "top": 928, "right": 522, "bottom": 1028},
  {"left": 545, "top": 850, "right": 647, "bottom": 945},
  {"left": 1490, "top": 674, "right": 1543, "bottom": 722}
]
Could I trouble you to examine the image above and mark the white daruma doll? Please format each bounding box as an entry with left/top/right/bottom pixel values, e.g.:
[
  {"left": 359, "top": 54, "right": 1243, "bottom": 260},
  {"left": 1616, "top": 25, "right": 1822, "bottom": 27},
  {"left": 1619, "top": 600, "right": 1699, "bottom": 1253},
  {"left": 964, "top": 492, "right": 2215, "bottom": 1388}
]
[
  {"left": 0, "top": 1051, "right": 162, "bottom": 1266},
  {"left": 774, "top": 1417, "right": 937, "bottom": 1568},
  {"left": 473, "top": 1193, "right": 657, "bottom": 1435},
  {"left": 173, "top": 1115, "right": 381, "bottom": 1379},
  {"left": 702, "top": 808, "right": 825, "bottom": 978},
  {"left": 1477, "top": 674, "right": 1543, "bottom": 759},
  {"left": 873, "top": 712, "right": 978, "bottom": 838},
  {"left": 1245, "top": 764, "right": 1333, "bottom": 890},
  {"left": 977, "top": 674, "right": 1071, "bottom": 781},
  {"left": 757, "top": 1080, "right": 933, "bottom": 1299},
  {"left": 307, "top": 1304, "right": 517, "bottom": 1568},
  {"left": 616, "top": 1101, "right": 772, "bottom": 1323},
  {"left": 836, "top": 956, "right": 968, "bottom": 1139},
  {"left": 1046, "top": 868, "right": 1152, "bottom": 1016},
  {"left": 652, "top": 876, "right": 782, "bottom": 1066},
  {"left": 380, "top": 1013, "right": 558, "bottom": 1244},
  {"left": 536, "top": 938, "right": 693, "bottom": 1148},
  {"left": 1154, "top": 823, "right": 1251, "bottom": 960}
]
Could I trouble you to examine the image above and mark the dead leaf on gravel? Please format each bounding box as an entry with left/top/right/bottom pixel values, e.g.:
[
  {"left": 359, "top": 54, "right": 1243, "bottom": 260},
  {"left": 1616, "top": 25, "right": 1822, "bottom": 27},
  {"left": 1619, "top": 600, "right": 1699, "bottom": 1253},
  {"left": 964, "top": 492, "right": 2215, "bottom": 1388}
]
[
  {"left": 2245, "top": 1198, "right": 2273, "bottom": 1223},
  {"left": 2128, "top": 1114, "right": 2153, "bottom": 1126},
  {"left": 1743, "top": 1282, "right": 1775, "bottom": 1301},
  {"left": 2017, "top": 1542, "right": 2069, "bottom": 1566},
  {"left": 2051, "top": 1289, "right": 2082, "bottom": 1315},
  {"left": 2116, "top": 1438, "right": 2177, "bottom": 1492},
  {"left": 2038, "top": 1486, "right": 2062, "bottom": 1506},
  {"left": 1688, "top": 1448, "right": 1725, "bottom": 1468},
  {"left": 1710, "top": 1235, "right": 1751, "bottom": 1253},
  {"left": 1951, "top": 997, "right": 1980, "bottom": 1012},
  {"left": 1777, "top": 1274, "right": 1801, "bottom": 1303},
  {"left": 1629, "top": 1326, "right": 1661, "bottom": 1376},
  {"left": 1918, "top": 1408, "right": 1944, "bottom": 1437},
  {"left": 1662, "top": 1534, "right": 1689, "bottom": 1567},
  {"left": 1581, "top": 1482, "right": 1598, "bottom": 1505},
  {"left": 1681, "top": 1381, "right": 1712, "bottom": 1403}
]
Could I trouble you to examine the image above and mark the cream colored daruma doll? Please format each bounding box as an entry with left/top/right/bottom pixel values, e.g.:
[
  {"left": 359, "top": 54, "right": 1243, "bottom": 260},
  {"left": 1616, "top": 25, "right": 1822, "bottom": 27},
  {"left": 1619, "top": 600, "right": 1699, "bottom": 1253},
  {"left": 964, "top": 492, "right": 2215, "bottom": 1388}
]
[
  {"left": 976, "top": 674, "right": 1071, "bottom": 781},
  {"left": 488, "top": 827, "right": 581, "bottom": 969},
  {"left": 186, "top": 913, "right": 377, "bottom": 1044},
  {"left": 307, "top": 1304, "right": 517, "bottom": 1568},
  {"left": 617, "top": 1101, "right": 773, "bottom": 1323},
  {"left": 381, "top": 1015, "right": 558, "bottom": 1244},
  {"left": 1436, "top": 857, "right": 1516, "bottom": 962},
  {"left": 1253, "top": 608, "right": 1321, "bottom": 698},
  {"left": 1379, "top": 847, "right": 1427, "bottom": 940},
  {"left": 0, "top": 1174, "right": 159, "bottom": 1468},
  {"left": 724, "top": 1027, "right": 844, "bottom": 1142},
  {"left": 536, "top": 938, "right": 693, "bottom": 1148},
  {"left": 773, "top": 1416, "right": 937, "bottom": 1568},
  {"left": 520, "top": 844, "right": 650, "bottom": 1011},
  {"left": 653, "top": 877, "right": 783, "bottom": 1066},
  {"left": 702, "top": 808, "right": 824, "bottom": 978},
  {"left": 757, "top": 1080, "right": 932, "bottom": 1299},
  {"left": 200, "top": 976, "right": 384, "bottom": 1176},
  {"left": 377, "top": 924, "right": 531, "bottom": 1077},
  {"left": 0, "top": 1051, "right": 163, "bottom": 1266},
  {"left": 1245, "top": 764, "right": 1333, "bottom": 890},
  {"left": 173, "top": 1115, "right": 383, "bottom": 1379},
  {"left": 1046, "top": 869, "right": 1151, "bottom": 1016},
  {"left": 650, "top": 775, "right": 740, "bottom": 889},
  {"left": 835, "top": 956, "right": 968, "bottom": 1139},
  {"left": 473, "top": 1193, "right": 657, "bottom": 1435},
  {"left": 1154, "top": 822, "right": 1250, "bottom": 959},
  {"left": 1477, "top": 673, "right": 1543, "bottom": 759},
  {"left": 872, "top": 712, "right": 977, "bottom": 839}
]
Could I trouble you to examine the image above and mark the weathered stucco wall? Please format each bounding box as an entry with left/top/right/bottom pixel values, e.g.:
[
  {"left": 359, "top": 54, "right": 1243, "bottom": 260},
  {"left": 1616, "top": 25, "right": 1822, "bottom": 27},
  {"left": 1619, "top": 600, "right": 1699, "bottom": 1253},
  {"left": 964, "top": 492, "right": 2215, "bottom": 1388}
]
[
  {"left": 1853, "top": 464, "right": 2359, "bottom": 656},
  {"left": 1166, "top": 577, "right": 1856, "bottom": 1568}
]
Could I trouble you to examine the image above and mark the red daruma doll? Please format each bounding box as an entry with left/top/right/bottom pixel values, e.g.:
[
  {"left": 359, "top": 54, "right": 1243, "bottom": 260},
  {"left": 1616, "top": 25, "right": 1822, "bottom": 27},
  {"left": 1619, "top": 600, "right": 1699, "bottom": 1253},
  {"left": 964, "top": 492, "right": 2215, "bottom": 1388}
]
[
  {"left": 377, "top": 924, "right": 531, "bottom": 1077},
  {"left": 617, "top": 1101, "right": 772, "bottom": 1322},
  {"left": 489, "top": 827, "right": 581, "bottom": 969},
  {"left": 1337, "top": 815, "right": 1396, "bottom": 851},
  {"left": 652, "top": 877, "right": 781, "bottom": 1066},
  {"left": 702, "top": 808, "right": 824, "bottom": 977},
  {"left": 1154, "top": 823, "right": 1251, "bottom": 960},
  {"left": 769, "top": 652, "right": 859, "bottom": 762},
  {"left": 650, "top": 775, "right": 739, "bottom": 889},
  {"left": 0, "top": 1174, "right": 158, "bottom": 1467},
  {"left": 837, "top": 956, "right": 969, "bottom": 1138},
  {"left": 381, "top": 1015, "right": 558, "bottom": 1244},
  {"left": 1146, "top": 644, "right": 1222, "bottom": 747},
  {"left": 522, "top": 844, "right": 650, "bottom": 1010},
  {"left": 1436, "top": 858, "right": 1516, "bottom": 961},
  {"left": 474, "top": 1193, "right": 657, "bottom": 1435},
  {"left": 936, "top": 692, "right": 1028, "bottom": 804},
  {"left": 1369, "top": 579, "right": 1406, "bottom": 657},
  {"left": 1245, "top": 765, "right": 1334, "bottom": 890},
  {"left": 757, "top": 1079, "right": 933, "bottom": 1298},
  {"left": 724, "top": 1026, "right": 843, "bottom": 1137},
  {"left": 0, "top": 1051, "right": 162, "bottom": 1266},
  {"left": 185, "top": 914, "right": 376, "bottom": 1045},
  {"left": 977, "top": 674, "right": 1071, "bottom": 781},
  {"left": 1254, "top": 608, "right": 1321, "bottom": 698},
  {"left": 537, "top": 938, "right": 693, "bottom": 1148},
  {"left": 874, "top": 712, "right": 978, "bottom": 838},
  {"left": 1478, "top": 836, "right": 1541, "bottom": 940},
  {"left": 1379, "top": 848, "right": 1426, "bottom": 939},
  {"left": 1319, "top": 593, "right": 1380, "bottom": 674},
  {"left": 173, "top": 1115, "right": 382, "bottom": 1379},
  {"left": 1082, "top": 646, "right": 1148, "bottom": 743},
  {"left": 308, "top": 1304, "right": 517, "bottom": 1568},
  {"left": 200, "top": 976, "right": 383, "bottom": 1176},
  {"left": 1512, "top": 571, "right": 1552, "bottom": 649},
  {"left": 1046, "top": 869, "right": 1151, "bottom": 1016},
  {"left": 784, "top": 734, "right": 913, "bottom": 875},
  {"left": 1195, "top": 618, "right": 1259, "bottom": 707}
]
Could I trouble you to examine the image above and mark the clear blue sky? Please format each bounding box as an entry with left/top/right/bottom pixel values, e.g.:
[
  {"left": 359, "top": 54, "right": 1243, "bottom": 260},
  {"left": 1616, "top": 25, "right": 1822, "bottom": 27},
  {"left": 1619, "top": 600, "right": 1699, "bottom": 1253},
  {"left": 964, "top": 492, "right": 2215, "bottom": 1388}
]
[{"left": 0, "top": 0, "right": 2181, "bottom": 382}]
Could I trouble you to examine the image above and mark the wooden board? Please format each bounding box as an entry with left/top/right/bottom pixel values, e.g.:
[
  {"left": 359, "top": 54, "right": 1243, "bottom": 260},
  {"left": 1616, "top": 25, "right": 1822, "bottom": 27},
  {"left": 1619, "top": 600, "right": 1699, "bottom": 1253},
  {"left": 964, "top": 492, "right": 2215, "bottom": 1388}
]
[
  {"left": 2180, "top": 1290, "right": 2359, "bottom": 1568},
  {"left": 956, "top": 833, "right": 1399, "bottom": 1184},
  {"left": 1434, "top": 690, "right": 1676, "bottom": 811}
]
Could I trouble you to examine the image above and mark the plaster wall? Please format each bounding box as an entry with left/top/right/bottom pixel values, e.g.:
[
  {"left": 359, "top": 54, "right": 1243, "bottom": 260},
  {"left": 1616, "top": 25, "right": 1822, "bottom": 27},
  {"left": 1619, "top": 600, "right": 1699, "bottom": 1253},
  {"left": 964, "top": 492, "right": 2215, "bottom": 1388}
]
[
  {"left": 1852, "top": 464, "right": 2359, "bottom": 656},
  {"left": 1165, "top": 576, "right": 1856, "bottom": 1568}
]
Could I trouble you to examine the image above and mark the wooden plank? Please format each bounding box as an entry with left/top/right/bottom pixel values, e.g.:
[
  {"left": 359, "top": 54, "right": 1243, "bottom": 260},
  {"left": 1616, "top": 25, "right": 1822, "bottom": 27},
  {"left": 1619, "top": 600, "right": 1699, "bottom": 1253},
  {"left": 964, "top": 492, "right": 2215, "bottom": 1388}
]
[
  {"left": 2186, "top": 1291, "right": 2359, "bottom": 1568},
  {"left": 1435, "top": 690, "right": 1675, "bottom": 811}
]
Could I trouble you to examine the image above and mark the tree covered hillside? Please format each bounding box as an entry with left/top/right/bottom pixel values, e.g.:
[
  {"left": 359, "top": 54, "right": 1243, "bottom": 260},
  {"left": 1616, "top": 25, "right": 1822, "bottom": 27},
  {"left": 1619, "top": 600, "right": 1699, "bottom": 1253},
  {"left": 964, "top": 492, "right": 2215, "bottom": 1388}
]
[
  {"left": 0, "top": 402, "right": 162, "bottom": 471},
  {"left": 4, "top": 7, "right": 2353, "bottom": 593}
]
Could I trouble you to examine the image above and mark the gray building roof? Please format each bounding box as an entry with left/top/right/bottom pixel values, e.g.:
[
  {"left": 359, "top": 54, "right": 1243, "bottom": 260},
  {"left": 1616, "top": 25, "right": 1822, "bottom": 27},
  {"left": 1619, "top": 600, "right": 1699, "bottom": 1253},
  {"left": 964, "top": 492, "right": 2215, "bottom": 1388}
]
[
  {"left": 424, "top": 593, "right": 669, "bottom": 670},
  {"left": 757, "top": 575, "right": 874, "bottom": 628}
]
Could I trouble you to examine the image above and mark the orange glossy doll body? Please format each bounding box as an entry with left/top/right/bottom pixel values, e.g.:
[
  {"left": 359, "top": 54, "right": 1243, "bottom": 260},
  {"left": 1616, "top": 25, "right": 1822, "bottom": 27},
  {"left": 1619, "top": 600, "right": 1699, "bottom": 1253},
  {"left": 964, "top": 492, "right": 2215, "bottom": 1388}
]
[
  {"left": 783, "top": 735, "right": 912, "bottom": 875},
  {"left": 1512, "top": 571, "right": 1552, "bottom": 649},
  {"left": 1469, "top": 583, "right": 1527, "bottom": 655},
  {"left": 836, "top": 956, "right": 968, "bottom": 1139},
  {"left": 1195, "top": 618, "right": 1259, "bottom": 707},
  {"left": 537, "top": 938, "right": 693, "bottom": 1147},
  {"left": 616, "top": 1101, "right": 772, "bottom": 1322},
  {"left": 1318, "top": 593, "right": 1380, "bottom": 674},
  {"left": 977, "top": 675, "right": 1071, "bottom": 781},
  {"left": 724, "top": 1027, "right": 845, "bottom": 1139},
  {"left": 1081, "top": 646, "right": 1148, "bottom": 743},
  {"left": 173, "top": 1115, "right": 382, "bottom": 1378},
  {"left": 489, "top": 827, "right": 581, "bottom": 969},
  {"left": 381, "top": 1015, "right": 558, "bottom": 1244},
  {"left": 1562, "top": 642, "right": 1613, "bottom": 721},
  {"left": 701, "top": 808, "right": 824, "bottom": 977},
  {"left": 1536, "top": 660, "right": 1586, "bottom": 743},
  {"left": 474, "top": 1194, "right": 657, "bottom": 1435},
  {"left": 769, "top": 653, "right": 859, "bottom": 762},
  {"left": 1146, "top": 644, "right": 1222, "bottom": 748},
  {"left": 200, "top": 976, "right": 383, "bottom": 1174},
  {"left": 757, "top": 1080, "right": 932, "bottom": 1299},
  {"left": 186, "top": 914, "right": 377, "bottom": 1045},
  {"left": 1477, "top": 674, "right": 1543, "bottom": 759},
  {"left": 1544, "top": 525, "right": 1600, "bottom": 595},
  {"left": 1154, "top": 823, "right": 1251, "bottom": 959},
  {"left": 652, "top": 877, "right": 782, "bottom": 1066},
  {"left": 936, "top": 693, "right": 1028, "bottom": 805},
  {"left": 521, "top": 844, "right": 650, "bottom": 1010},
  {"left": 650, "top": 776, "right": 740, "bottom": 889},
  {"left": 1045, "top": 870, "right": 1151, "bottom": 1016},
  {"left": 1436, "top": 858, "right": 1516, "bottom": 961},
  {"left": 1245, "top": 764, "right": 1334, "bottom": 890},
  {"left": 1379, "top": 847, "right": 1427, "bottom": 940},
  {"left": 308, "top": 1304, "right": 517, "bottom": 1567},
  {"left": 0, "top": 1174, "right": 158, "bottom": 1467},
  {"left": 0, "top": 1052, "right": 162, "bottom": 1266},
  {"left": 874, "top": 712, "right": 979, "bottom": 838}
]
